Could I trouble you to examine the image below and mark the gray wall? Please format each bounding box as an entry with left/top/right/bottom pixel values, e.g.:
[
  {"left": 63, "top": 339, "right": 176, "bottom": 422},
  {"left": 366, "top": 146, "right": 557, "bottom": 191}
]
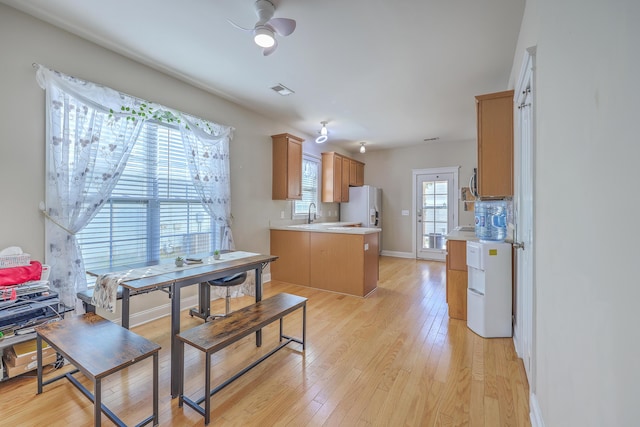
[
  {"left": 511, "top": 0, "right": 640, "bottom": 425},
  {"left": 355, "top": 140, "right": 476, "bottom": 254}
]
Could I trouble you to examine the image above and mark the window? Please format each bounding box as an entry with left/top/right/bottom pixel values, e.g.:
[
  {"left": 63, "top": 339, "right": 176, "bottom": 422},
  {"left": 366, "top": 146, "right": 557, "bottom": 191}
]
[
  {"left": 37, "top": 65, "right": 233, "bottom": 304},
  {"left": 77, "top": 122, "right": 217, "bottom": 273},
  {"left": 293, "top": 155, "right": 319, "bottom": 217}
]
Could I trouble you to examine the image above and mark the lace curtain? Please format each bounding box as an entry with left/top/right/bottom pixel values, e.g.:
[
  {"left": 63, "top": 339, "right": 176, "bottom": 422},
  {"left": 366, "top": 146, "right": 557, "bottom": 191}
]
[{"left": 36, "top": 65, "right": 236, "bottom": 307}]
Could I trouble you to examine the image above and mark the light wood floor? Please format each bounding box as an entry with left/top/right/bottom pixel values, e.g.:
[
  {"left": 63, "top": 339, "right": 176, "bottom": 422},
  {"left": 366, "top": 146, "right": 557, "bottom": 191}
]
[{"left": 0, "top": 256, "right": 530, "bottom": 426}]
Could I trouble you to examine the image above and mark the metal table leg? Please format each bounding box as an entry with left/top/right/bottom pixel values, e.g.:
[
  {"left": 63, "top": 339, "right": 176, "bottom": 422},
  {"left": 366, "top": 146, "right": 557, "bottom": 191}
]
[
  {"left": 255, "top": 266, "right": 263, "bottom": 347},
  {"left": 171, "top": 282, "right": 181, "bottom": 398},
  {"left": 122, "top": 288, "right": 131, "bottom": 329}
]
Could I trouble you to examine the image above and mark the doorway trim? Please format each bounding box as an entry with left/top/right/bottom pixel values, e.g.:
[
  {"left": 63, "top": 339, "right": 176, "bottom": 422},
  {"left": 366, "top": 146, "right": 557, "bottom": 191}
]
[
  {"left": 412, "top": 166, "right": 459, "bottom": 261},
  {"left": 514, "top": 45, "right": 538, "bottom": 424}
]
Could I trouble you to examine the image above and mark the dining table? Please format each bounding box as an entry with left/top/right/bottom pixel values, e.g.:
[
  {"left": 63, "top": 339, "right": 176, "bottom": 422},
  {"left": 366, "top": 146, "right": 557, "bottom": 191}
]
[{"left": 87, "top": 251, "right": 278, "bottom": 398}]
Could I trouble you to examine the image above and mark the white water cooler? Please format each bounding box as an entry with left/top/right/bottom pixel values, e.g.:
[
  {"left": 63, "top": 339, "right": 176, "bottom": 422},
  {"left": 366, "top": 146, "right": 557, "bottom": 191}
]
[{"left": 466, "top": 240, "right": 512, "bottom": 338}]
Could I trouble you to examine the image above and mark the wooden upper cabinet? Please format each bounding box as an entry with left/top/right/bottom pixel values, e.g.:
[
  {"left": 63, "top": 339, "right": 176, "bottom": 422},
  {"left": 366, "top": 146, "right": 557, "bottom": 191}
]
[
  {"left": 321, "top": 152, "right": 342, "bottom": 202},
  {"left": 349, "top": 159, "right": 365, "bottom": 187},
  {"left": 321, "top": 152, "right": 365, "bottom": 203},
  {"left": 476, "top": 90, "right": 514, "bottom": 198},
  {"left": 341, "top": 156, "right": 350, "bottom": 202},
  {"left": 272, "top": 133, "right": 304, "bottom": 200}
]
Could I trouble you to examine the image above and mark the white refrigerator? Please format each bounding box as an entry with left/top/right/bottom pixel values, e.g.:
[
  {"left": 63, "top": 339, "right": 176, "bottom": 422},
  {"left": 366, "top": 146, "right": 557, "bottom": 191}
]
[
  {"left": 340, "top": 185, "right": 381, "bottom": 228},
  {"left": 466, "top": 240, "right": 512, "bottom": 338},
  {"left": 340, "top": 186, "right": 382, "bottom": 251}
]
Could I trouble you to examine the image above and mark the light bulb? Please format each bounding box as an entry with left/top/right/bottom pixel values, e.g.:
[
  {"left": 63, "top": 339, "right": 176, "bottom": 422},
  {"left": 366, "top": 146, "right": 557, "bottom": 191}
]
[
  {"left": 254, "top": 27, "right": 275, "bottom": 48},
  {"left": 320, "top": 124, "right": 327, "bottom": 136},
  {"left": 360, "top": 143, "right": 366, "bottom": 153}
]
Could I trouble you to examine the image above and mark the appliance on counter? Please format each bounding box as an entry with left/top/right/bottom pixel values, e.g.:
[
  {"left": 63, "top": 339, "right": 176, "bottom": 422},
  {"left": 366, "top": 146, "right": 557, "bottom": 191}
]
[
  {"left": 466, "top": 240, "right": 512, "bottom": 338},
  {"left": 340, "top": 185, "right": 382, "bottom": 251}
]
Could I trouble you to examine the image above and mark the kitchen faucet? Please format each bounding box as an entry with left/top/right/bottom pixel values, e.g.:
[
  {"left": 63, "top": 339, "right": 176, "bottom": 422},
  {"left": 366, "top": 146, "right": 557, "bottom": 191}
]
[{"left": 308, "top": 202, "right": 317, "bottom": 224}]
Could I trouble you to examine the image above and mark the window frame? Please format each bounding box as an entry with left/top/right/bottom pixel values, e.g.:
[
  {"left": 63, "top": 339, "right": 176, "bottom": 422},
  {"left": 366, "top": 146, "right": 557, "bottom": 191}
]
[
  {"left": 293, "top": 154, "right": 320, "bottom": 220},
  {"left": 77, "top": 119, "right": 216, "bottom": 280}
]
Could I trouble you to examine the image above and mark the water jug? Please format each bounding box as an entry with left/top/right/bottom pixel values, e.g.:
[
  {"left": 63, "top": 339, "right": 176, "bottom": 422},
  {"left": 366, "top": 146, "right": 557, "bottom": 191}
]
[
  {"left": 488, "top": 201, "right": 507, "bottom": 241},
  {"left": 475, "top": 200, "right": 508, "bottom": 241},
  {"left": 474, "top": 202, "right": 490, "bottom": 240}
]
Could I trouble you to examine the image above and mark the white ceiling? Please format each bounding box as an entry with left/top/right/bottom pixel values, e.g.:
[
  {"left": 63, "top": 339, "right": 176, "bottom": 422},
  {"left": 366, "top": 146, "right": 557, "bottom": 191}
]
[{"left": 2, "top": 0, "right": 525, "bottom": 153}]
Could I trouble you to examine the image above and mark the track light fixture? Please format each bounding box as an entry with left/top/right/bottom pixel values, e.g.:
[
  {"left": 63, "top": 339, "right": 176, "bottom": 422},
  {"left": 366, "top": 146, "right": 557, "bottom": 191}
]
[
  {"left": 315, "top": 121, "right": 328, "bottom": 143},
  {"left": 359, "top": 142, "right": 366, "bottom": 153}
]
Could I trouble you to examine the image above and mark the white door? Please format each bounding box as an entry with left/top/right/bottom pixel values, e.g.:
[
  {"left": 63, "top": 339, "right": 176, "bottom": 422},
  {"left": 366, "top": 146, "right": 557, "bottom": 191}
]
[
  {"left": 514, "top": 48, "right": 536, "bottom": 385},
  {"left": 414, "top": 167, "right": 458, "bottom": 261}
]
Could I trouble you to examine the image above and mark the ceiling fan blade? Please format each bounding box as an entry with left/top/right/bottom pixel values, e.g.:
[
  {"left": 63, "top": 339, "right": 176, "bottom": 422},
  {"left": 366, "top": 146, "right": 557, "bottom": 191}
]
[
  {"left": 227, "top": 19, "right": 253, "bottom": 32},
  {"left": 267, "top": 18, "right": 296, "bottom": 36},
  {"left": 263, "top": 39, "right": 278, "bottom": 56}
]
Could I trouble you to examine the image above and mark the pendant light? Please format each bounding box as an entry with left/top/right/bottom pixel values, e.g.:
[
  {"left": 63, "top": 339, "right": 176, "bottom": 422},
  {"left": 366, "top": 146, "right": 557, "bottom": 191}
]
[
  {"left": 315, "top": 121, "right": 328, "bottom": 143},
  {"left": 359, "top": 142, "right": 366, "bottom": 153}
]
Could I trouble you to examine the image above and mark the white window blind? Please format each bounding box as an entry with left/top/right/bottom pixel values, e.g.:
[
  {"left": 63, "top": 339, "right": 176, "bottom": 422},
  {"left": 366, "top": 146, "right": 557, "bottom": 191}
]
[
  {"left": 294, "top": 156, "right": 319, "bottom": 215},
  {"left": 77, "top": 122, "right": 216, "bottom": 273}
]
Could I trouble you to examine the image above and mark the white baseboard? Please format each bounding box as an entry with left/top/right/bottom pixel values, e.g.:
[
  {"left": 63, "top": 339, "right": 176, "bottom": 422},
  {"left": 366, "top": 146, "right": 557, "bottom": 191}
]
[
  {"left": 512, "top": 323, "right": 523, "bottom": 359},
  {"left": 530, "top": 392, "right": 545, "bottom": 427},
  {"left": 380, "top": 250, "right": 414, "bottom": 258}
]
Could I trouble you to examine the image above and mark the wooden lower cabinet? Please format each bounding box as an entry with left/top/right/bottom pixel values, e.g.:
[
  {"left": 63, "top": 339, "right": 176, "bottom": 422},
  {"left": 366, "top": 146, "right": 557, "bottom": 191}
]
[
  {"left": 310, "top": 232, "right": 378, "bottom": 297},
  {"left": 446, "top": 239, "right": 468, "bottom": 320},
  {"left": 446, "top": 270, "right": 467, "bottom": 320},
  {"left": 270, "top": 230, "right": 310, "bottom": 286},
  {"left": 270, "top": 229, "right": 379, "bottom": 297}
]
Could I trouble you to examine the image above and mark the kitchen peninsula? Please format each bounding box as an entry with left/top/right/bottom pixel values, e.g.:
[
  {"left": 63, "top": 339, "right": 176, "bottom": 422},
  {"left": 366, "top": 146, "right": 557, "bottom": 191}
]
[{"left": 270, "top": 223, "right": 380, "bottom": 297}]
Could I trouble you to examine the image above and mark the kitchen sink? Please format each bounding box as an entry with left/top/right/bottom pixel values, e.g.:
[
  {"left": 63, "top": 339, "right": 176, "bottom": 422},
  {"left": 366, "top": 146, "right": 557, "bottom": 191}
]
[{"left": 455, "top": 226, "right": 475, "bottom": 232}]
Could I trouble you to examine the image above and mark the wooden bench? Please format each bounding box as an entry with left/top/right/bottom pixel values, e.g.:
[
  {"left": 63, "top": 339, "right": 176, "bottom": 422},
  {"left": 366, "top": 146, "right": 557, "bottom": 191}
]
[
  {"left": 176, "top": 292, "right": 307, "bottom": 425},
  {"left": 35, "top": 313, "right": 161, "bottom": 427},
  {"left": 77, "top": 287, "right": 124, "bottom": 313}
]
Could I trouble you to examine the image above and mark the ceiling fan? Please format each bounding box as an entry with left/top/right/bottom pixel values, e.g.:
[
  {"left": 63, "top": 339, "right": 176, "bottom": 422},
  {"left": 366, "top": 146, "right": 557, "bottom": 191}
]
[{"left": 229, "top": 0, "right": 296, "bottom": 56}]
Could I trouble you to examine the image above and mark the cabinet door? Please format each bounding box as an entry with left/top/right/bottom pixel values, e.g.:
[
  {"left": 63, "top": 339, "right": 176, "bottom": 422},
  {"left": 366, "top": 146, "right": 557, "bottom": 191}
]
[
  {"left": 446, "top": 239, "right": 468, "bottom": 320},
  {"left": 341, "top": 156, "right": 350, "bottom": 202},
  {"left": 272, "top": 133, "right": 303, "bottom": 200},
  {"left": 355, "top": 162, "right": 365, "bottom": 186},
  {"left": 349, "top": 160, "right": 365, "bottom": 187},
  {"left": 309, "top": 232, "right": 364, "bottom": 296},
  {"left": 349, "top": 160, "right": 357, "bottom": 186},
  {"left": 476, "top": 90, "right": 514, "bottom": 198},
  {"left": 446, "top": 240, "right": 467, "bottom": 271},
  {"left": 334, "top": 154, "right": 343, "bottom": 202},
  {"left": 287, "top": 138, "right": 302, "bottom": 199},
  {"left": 270, "top": 230, "right": 310, "bottom": 285},
  {"left": 447, "top": 270, "right": 468, "bottom": 320}
]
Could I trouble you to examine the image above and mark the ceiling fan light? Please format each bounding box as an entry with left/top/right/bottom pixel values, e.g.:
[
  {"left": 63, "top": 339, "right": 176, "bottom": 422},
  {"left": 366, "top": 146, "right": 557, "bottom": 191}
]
[
  {"left": 254, "top": 27, "right": 275, "bottom": 48},
  {"left": 360, "top": 142, "right": 366, "bottom": 153},
  {"left": 320, "top": 123, "right": 327, "bottom": 136}
]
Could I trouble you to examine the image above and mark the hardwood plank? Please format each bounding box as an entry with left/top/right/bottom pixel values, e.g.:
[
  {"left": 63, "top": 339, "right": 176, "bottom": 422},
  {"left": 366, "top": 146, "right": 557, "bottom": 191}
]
[{"left": 0, "top": 256, "right": 530, "bottom": 426}]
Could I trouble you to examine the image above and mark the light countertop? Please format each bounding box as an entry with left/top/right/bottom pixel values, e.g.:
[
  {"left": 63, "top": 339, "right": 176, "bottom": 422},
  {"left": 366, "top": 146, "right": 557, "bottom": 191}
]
[
  {"left": 445, "top": 230, "right": 479, "bottom": 241},
  {"left": 445, "top": 227, "right": 515, "bottom": 244},
  {"left": 270, "top": 222, "right": 381, "bottom": 235}
]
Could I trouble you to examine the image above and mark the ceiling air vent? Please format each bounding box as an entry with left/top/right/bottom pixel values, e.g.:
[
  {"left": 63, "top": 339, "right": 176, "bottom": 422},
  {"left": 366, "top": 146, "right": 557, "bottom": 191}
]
[{"left": 270, "top": 83, "right": 294, "bottom": 96}]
